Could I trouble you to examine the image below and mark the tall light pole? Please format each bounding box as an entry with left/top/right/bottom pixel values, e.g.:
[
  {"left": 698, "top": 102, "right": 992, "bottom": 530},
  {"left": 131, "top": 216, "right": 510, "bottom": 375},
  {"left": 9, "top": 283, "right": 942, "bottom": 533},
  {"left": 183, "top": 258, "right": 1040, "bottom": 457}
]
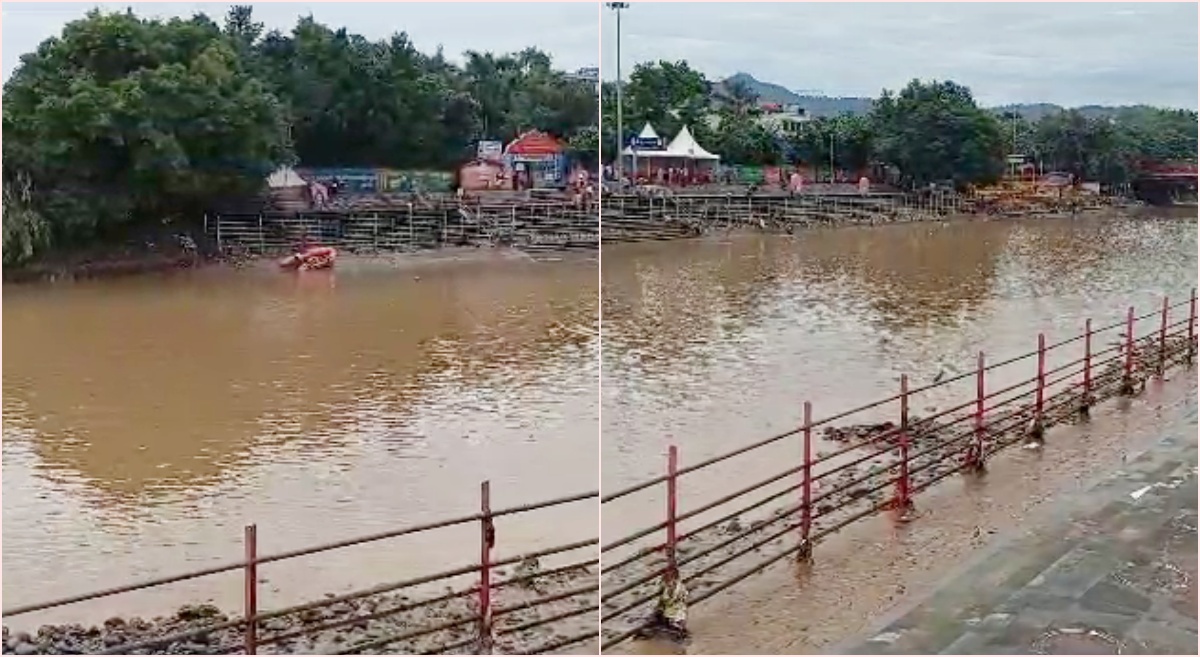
[
  {"left": 607, "top": 2, "right": 629, "bottom": 180},
  {"left": 829, "top": 132, "right": 836, "bottom": 184}
]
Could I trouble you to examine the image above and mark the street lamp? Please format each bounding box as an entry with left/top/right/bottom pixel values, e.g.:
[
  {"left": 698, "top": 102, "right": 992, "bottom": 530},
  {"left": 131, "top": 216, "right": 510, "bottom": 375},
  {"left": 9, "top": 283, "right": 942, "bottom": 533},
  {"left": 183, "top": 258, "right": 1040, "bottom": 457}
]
[{"left": 607, "top": 2, "right": 629, "bottom": 180}]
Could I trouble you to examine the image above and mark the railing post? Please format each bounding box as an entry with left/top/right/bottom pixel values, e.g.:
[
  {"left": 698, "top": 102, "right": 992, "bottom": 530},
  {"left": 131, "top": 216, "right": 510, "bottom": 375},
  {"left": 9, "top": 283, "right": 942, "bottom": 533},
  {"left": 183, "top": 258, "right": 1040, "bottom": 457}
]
[
  {"left": 666, "top": 445, "right": 678, "bottom": 573},
  {"left": 970, "top": 351, "right": 986, "bottom": 472},
  {"left": 798, "top": 401, "right": 813, "bottom": 562},
  {"left": 243, "top": 524, "right": 258, "bottom": 656},
  {"left": 1025, "top": 334, "right": 1046, "bottom": 447},
  {"left": 1189, "top": 289, "right": 1197, "bottom": 365},
  {"left": 1081, "top": 319, "right": 1093, "bottom": 417},
  {"left": 478, "top": 481, "right": 495, "bottom": 654},
  {"left": 1121, "top": 306, "right": 1136, "bottom": 395},
  {"left": 1158, "top": 296, "right": 1169, "bottom": 375},
  {"left": 895, "top": 375, "right": 914, "bottom": 520}
]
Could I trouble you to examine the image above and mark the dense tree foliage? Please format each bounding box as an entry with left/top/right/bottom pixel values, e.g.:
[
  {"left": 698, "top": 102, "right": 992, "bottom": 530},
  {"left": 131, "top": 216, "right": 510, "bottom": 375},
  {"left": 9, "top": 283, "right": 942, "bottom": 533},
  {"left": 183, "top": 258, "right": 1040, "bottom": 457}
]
[
  {"left": 2, "top": 9, "right": 291, "bottom": 260},
  {"left": 1007, "top": 107, "right": 1198, "bottom": 184},
  {"left": 870, "top": 80, "right": 1007, "bottom": 188},
  {"left": 2, "top": 6, "right": 596, "bottom": 265},
  {"left": 602, "top": 62, "right": 1197, "bottom": 190}
]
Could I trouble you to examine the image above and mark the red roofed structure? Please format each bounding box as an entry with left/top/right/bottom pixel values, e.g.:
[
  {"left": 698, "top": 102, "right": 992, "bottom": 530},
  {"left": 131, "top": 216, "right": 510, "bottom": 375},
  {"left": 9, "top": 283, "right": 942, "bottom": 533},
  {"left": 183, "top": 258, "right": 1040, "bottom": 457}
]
[{"left": 504, "top": 130, "right": 563, "bottom": 157}]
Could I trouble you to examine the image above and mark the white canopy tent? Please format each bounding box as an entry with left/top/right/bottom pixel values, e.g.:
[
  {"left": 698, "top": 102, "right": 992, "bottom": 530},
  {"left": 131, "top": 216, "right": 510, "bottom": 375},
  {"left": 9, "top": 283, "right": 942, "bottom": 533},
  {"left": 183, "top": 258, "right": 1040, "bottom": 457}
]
[
  {"left": 620, "top": 123, "right": 667, "bottom": 158},
  {"left": 621, "top": 124, "right": 720, "bottom": 182},
  {"left": 663, "top": 125, "right": 720, "bottom": 161}
]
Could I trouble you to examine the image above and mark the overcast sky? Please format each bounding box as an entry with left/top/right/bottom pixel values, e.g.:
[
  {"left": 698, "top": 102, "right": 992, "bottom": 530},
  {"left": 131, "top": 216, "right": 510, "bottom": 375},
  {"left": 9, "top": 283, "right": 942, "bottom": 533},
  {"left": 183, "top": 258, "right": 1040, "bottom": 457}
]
[
  {"left": 601, "top": 2, "right": 1198, "bottom": 109},
  {"left": 2, "top": 2, "right": 598, "bottom": 83}
]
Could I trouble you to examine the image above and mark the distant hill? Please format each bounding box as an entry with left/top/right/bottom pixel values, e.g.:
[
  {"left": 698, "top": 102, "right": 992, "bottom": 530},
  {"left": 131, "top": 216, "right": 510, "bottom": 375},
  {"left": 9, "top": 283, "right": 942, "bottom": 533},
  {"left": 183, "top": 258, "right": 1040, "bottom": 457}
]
[{"left": 717, "top": 72, "right": 1160, "bottom": 120}]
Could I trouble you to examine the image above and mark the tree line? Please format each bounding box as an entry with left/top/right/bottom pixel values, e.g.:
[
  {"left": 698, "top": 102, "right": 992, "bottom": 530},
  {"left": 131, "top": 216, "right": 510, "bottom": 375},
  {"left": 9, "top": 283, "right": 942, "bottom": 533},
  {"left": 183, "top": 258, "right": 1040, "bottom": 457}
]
[
  {"left": 603, "top": 60, "right": 1197, "bottom": 190},
  {"left": 2, "top": 6, "right": 598, "bottom": 265}
]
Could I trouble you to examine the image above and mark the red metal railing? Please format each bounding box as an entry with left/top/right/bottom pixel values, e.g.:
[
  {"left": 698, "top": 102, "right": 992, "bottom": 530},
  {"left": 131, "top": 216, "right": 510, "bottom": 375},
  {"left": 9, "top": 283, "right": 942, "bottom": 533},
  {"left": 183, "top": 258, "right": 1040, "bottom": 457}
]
[
  {"left": 3, "top": 484, "right": 599, "bottom": 655},
  {"left": 599, "top": 291, "right": 1197, "bottom": 650}
]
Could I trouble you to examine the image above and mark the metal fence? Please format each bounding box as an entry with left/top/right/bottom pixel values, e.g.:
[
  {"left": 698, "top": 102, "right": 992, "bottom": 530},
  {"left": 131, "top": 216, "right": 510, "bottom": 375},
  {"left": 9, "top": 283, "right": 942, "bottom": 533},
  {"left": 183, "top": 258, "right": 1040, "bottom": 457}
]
[
  {"left": 598, "top": 291, "right": 1198, "bottom": 650},
  {"left": 600, "top": 193, "right": 972, "bottom": 245},
  {"left": 207, "top": 200, "right": 599, "bottom": 256},
  {"left": 3, "top": 483, "right": 599, "bottom": 655}
]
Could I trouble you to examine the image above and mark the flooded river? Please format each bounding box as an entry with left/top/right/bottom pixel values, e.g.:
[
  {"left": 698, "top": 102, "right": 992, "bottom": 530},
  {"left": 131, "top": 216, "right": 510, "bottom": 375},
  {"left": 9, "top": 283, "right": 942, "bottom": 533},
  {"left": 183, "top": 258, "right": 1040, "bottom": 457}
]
[
  {"left": 2, "top": 251, "right": 598, "bottom": 625},
  {"left": 601, "top": 212, "right": 1197, "bottom": 537}
]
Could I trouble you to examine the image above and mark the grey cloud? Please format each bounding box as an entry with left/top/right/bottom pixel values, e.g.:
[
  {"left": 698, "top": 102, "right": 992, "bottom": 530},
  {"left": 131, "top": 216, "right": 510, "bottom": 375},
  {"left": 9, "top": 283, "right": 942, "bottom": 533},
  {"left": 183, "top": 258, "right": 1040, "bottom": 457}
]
[{"left": 601, "top": 2, "right": 1197, "bottom": 108}]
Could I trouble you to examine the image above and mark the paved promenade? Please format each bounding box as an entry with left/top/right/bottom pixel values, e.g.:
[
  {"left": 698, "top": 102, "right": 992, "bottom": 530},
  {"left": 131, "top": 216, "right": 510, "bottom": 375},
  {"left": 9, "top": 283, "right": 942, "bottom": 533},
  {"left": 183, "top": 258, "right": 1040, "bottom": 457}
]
[{"left": 838, "top": 414, "right": 1198, "bottom": 655}]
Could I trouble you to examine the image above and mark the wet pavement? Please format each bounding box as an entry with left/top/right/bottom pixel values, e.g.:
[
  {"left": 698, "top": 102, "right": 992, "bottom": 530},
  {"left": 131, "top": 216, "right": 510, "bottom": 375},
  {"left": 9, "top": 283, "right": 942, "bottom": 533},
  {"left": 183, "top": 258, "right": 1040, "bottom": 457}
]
[{"left": 837, "top": 405, "right": 1198, "bottom": 655}]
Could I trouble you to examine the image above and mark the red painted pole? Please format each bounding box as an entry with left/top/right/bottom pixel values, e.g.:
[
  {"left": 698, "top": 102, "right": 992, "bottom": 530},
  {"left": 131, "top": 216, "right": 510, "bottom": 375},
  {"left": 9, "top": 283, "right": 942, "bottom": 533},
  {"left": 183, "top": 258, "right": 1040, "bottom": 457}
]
[
  {"left": 1124, "top": 306, "right": 1135, "bottom": 384},
  {"left": 1159, "top": 297, "right": 1169, "bottom": 374},
  {"left": 973, "top": 351, "right": 985, "bottom": 469},
  {"left": 896, "top": 375, "right": 911, "bottom": 513},
  {"left": 244, "top": 524, "right": 258, "bottom": 656},
  {"left": 478, "top": 481, "right": 494, "bottom": 654},
  {"left": 1083, "top": 319, "right": 1092, "bottom": 399},
  {"left": 800, "top": 401, "right": 813, "bottom": 552},
  {"left": 1035, "top": 333, "right": 1046, "bottom": 419},
  {"left": 666, "top": 445, "right": 678, "bottom": 573},
  {"left": 1190, "top": 289, "right": 1197, "bottom": 364}
]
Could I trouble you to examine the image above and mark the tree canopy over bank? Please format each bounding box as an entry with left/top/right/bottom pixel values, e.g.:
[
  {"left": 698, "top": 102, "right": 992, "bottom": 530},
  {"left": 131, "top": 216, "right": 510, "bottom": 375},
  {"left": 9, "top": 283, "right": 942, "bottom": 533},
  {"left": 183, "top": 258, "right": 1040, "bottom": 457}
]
[
  {"left": 2, "top": 6, "right": 597, "bottom": 265},
  {"left": 603, "top": 60, "right": 1197, "bottom": 189}
]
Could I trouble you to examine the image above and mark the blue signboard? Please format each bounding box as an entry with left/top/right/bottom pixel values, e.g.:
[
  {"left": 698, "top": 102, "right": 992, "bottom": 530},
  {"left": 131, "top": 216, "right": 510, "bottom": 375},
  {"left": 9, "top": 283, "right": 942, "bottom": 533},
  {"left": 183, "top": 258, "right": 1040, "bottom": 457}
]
[{"left": 629, "top": 136, "right": 663, "bottom": 150}]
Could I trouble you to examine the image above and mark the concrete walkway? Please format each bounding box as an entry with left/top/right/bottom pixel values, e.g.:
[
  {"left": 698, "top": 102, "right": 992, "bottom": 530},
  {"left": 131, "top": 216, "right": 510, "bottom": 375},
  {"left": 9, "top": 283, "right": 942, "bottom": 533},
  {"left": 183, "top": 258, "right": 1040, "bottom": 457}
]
[{"left": 836, "top": 415, "right": 1198, "bottom": 655}]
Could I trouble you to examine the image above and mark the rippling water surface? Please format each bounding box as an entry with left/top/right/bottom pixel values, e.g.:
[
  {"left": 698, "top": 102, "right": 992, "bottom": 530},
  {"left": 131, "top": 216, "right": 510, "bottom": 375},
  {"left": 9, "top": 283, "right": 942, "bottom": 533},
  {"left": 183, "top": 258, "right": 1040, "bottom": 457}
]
[
  {"left": 3, "top": 252, "right": 598, "bottom": 623},
  {"left": 601, "top": 212, "right": 1197, "bottom": 538}
]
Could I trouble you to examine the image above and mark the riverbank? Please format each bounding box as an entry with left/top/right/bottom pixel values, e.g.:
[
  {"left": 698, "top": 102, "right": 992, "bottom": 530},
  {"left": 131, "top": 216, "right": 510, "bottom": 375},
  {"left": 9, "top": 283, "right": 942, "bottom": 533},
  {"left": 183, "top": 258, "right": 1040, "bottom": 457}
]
[
  {"left": 4, "top": 193, "right": 599, "bottom": 284},
  {"left": 836, "top": 405, "right": 1197, "bottom": 654},
  {"left": 2, "top": 560, "right": 597, "bottom": 655}
]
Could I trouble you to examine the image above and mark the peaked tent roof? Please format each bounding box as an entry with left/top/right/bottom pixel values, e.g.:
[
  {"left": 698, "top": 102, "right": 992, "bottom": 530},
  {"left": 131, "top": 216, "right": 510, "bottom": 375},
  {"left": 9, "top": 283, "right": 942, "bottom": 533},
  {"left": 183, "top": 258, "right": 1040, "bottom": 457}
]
[
  {"left": 621, "top": 122, "right": 668, "bottom": 156},
  {"left": 637, "top": 123, "right": 661, "bottom": 141},
  {"left": 266, "top": 166, "right": 307, "bottom": 189},
  {"left": 664, "top": 125, "right": 720, "bottom": 160},
  {"left": 621, "top": 124, "right": 720, "bottom": 160}
]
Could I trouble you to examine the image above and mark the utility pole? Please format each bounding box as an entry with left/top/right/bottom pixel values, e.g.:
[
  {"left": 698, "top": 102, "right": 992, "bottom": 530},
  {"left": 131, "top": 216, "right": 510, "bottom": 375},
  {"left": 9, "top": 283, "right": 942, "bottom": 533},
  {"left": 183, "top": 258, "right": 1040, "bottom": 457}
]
[
  {"left": 607, "top": 2, "right": 629, "bottom": 180},
  {"left": 829, "top": 132, "right": 836, "bottom": 184}
]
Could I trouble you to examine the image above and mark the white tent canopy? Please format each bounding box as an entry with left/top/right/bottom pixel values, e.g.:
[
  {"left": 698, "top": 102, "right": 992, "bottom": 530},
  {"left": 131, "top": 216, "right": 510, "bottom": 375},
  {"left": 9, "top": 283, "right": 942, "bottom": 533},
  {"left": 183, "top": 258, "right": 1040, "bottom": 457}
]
[
  {"left": 266, "top": 166, "right": 307, "bottom": 189},
  {"left": 621, "top": 122, "right": 666, "bottom": 157},
  {"left": 664, "top": 125, "right": 720, "bottom": 161},
  {"left": 622, "top": 125, "right": 719, "bottom": 160}
]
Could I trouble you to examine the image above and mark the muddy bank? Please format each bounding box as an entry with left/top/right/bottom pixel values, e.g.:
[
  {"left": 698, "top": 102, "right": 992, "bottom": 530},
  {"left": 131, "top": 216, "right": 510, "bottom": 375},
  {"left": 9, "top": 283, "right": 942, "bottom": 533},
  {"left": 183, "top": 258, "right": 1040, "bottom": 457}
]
[
  {"left": 2, "top": 225, "right": 213, "bottom": 283},
  {"left": 3, "top": 238, "right": 592, "bottom": 285},
  {"left": 3, "top": 560, "right": 597, "bottom": 655}
]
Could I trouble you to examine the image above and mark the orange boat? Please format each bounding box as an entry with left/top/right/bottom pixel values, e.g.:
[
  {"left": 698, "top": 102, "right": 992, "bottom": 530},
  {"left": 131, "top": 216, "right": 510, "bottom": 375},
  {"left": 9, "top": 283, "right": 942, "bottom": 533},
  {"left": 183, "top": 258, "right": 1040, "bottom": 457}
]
[{"left": 279, "top": 246, "right": 337, "bottom": 271}]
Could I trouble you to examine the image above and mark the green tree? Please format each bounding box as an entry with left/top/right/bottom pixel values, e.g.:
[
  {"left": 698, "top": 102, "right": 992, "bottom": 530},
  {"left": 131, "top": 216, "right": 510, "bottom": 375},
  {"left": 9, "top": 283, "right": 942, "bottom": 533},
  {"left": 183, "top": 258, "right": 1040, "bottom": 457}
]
[
  {"left": 619, "top": 60, "right": 710, "bottom": 144},
  {"left": 709, "top": 110, "right": 780, "bottom": 165},
  {"left": 2, "top": 9, "right": 292, "bottom": 259},
  {"left": 566, "top": 125, "right": 600, "bottom": 168},
  {"left": 3, "top": 5, "right": 599, "bottom": 263},
  {"left": 870, "top": 79, "right": 1005, "bottom": 188}
]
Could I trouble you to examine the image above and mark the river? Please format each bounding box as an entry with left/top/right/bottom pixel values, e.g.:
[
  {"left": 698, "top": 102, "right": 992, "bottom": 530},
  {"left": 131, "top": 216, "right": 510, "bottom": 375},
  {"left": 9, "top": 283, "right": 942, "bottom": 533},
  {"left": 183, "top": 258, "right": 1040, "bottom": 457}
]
[
  {"left": 601, "top": 210, "right": 1197, "bottom": 545},
  {"left": 2, "top": 250, "right": 598, "bottom": 626}
]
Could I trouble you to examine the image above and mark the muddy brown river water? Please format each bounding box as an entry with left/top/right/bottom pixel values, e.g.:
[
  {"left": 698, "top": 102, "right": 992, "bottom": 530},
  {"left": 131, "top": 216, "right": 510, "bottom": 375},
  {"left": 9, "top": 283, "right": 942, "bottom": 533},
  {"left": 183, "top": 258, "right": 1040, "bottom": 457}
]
[
  {"left": 2, "top": 250, "right": 598, "bottom": 627},
  {"left": 4, "top": 210, "right": 1196, "bottom": 648},
  {"left": 600, "top": 211, "right": 1197, "bottom": 651}
]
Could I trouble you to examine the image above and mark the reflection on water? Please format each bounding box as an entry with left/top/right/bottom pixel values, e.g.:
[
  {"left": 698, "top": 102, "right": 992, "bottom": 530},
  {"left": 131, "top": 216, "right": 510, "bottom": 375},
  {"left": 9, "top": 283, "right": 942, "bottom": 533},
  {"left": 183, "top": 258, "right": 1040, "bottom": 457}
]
[
  {"left": 601, "top": 214, "right": 1196, "bottom": 537},
  {"left": 3, "top": 253, "right": 598, "bottom": 622}
]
